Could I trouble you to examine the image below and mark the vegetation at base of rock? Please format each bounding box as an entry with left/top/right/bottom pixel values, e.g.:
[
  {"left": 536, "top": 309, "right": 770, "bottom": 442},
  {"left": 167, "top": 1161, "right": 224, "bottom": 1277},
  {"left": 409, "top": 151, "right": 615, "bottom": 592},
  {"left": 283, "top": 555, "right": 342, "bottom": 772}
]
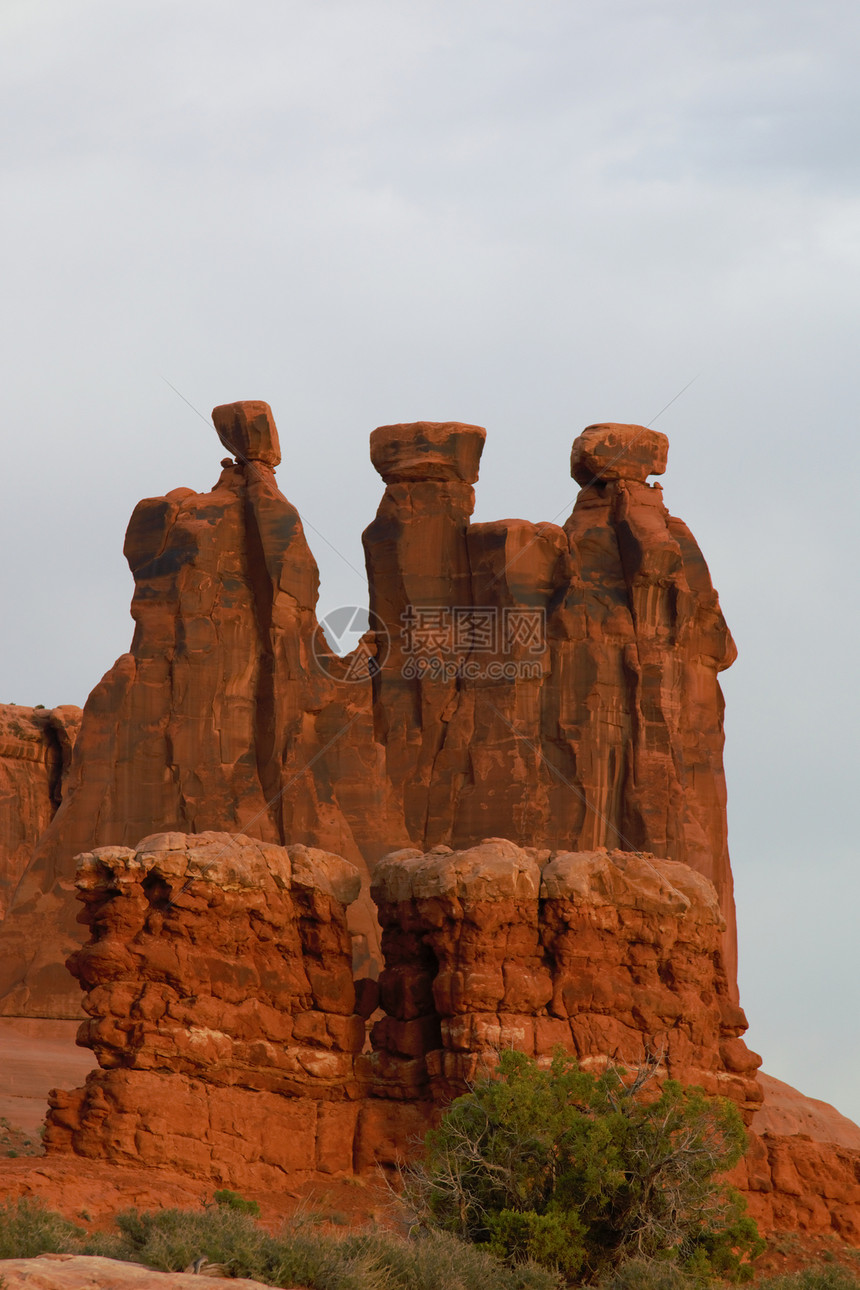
[
  {"left": 91, "top": 1210, "right": 559, "bottom": 1287},
  {"left": 756, "top": 1272, "right": 860, "bottom": 1290},
  {"left": 0, "top": 1198, "right": 83, "bottom": 1260},
  {"left": 1, "top": 1196, "right": 858, "bottom": 1290},
  {"left": 0, "top": 1198, "right": 558, "bottom": 1289},
  {"left": 401, "top": 1049, "right": 764, "bottom": 1283}
]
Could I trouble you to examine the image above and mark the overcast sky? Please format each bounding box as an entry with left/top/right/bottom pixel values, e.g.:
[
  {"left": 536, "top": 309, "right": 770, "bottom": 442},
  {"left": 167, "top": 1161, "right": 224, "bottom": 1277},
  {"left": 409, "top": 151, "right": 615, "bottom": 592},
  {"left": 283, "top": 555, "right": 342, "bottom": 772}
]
[{"left": 1, "top": 0, "right": 858, "bottom": 1121}]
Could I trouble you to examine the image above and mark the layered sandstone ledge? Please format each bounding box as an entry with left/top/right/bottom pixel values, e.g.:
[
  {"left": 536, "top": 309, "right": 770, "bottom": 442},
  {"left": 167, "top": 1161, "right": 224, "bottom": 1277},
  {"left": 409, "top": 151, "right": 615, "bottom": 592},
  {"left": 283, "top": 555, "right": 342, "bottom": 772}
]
[
  {"left": 46, "top": 832, "right": 376, "bottom": 1182},
  {"left": 42, "top": 833, "right": 860, "bottom": 1239},
  {"left": 369, "top": 839, "right": 759, "bottom": 1111}
]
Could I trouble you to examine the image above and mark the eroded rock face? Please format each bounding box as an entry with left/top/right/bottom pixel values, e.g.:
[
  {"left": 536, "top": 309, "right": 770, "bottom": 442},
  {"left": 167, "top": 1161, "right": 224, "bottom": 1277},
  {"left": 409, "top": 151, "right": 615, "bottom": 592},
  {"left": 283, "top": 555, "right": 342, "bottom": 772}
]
[
  {"left": 0, "top": 410, "right": 736, "bottom": 1013},
  {"left": 0, "top": 705, "right": 81, "bottom": 918},
  {"left": 0, "top": 419, "right": 390, "bottom": 1015},
  {"left": 212, "top": 398, "right": 282, "bottom": 467},
  {"left": 570, "top": 422, "right": 668, "bottom": 486}
]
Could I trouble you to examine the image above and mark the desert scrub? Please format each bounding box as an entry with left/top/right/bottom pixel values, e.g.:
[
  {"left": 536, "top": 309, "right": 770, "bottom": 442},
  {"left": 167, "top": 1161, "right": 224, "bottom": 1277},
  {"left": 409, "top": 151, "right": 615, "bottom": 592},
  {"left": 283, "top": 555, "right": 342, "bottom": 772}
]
[
  {"left": 85, "top": 1206, "right": 560, "bottom": 1289},
  {"left": 0, "top": 1198, "right": 83, "bottom": 1260},
  {"left": 756, "top": 1272, "right": 860, "bottom": 1290},
  {"left": 401, "top": 1049, "right": 764, "bottom": 1283}
]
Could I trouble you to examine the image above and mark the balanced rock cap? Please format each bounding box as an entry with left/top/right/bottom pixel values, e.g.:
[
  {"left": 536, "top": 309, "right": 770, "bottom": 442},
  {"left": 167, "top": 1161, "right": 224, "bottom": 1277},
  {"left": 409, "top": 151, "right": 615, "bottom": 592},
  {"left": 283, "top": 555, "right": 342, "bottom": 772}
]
[
  {"left": 212, "top": 400, "right": 281, "bottom": 468},
  {"left": 370, "top": 421, "right": 486, "bottom": 484},
  {"left": 571, "top": 423, "right": 668, "bottom": 487}
]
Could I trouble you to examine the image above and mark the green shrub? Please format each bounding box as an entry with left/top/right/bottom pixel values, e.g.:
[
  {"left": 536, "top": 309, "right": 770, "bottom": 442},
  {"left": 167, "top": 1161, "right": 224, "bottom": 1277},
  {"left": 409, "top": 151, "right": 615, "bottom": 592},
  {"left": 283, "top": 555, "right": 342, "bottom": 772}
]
[
  {"left": 0, "top": 1198, "right": 83, "bottom": 1260},
  {"left": 336, "top": 1228, "right": 561, "bottom": 1290},
  {"left": 402, "top": 1049, "right": 764, "bottom": 1283},
  {"left": 213, "top": 1187, "right": 261, "bottom": 1216}
]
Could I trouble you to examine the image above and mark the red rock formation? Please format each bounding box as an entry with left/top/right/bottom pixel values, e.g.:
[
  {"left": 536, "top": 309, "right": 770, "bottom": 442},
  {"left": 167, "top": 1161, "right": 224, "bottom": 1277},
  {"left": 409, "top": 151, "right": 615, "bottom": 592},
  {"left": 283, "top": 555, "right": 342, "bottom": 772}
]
[
  {"left": 735, "top": 1078, "right": 860, "bottom": 1235},
  {"left": 51, "top": 833, "right": 758, "bottom": 1181},
  {"left": 0, "top": 705, "right": 80, "bottom": 918},
  {"left": 46, "top": 832, "right": 368, "bottom": 1184},
  {"left": 0, "top": 410, "right": 737, "bottom": 1013},
  {"left": 732, "top": 1132, "right": 860, "bottom": 1241},
  {"left": 45, "top": 831, "right": 860, "bottom": 1241},
  {"left": 2, "top": 404, "right": 855, "bottom": 1239}
]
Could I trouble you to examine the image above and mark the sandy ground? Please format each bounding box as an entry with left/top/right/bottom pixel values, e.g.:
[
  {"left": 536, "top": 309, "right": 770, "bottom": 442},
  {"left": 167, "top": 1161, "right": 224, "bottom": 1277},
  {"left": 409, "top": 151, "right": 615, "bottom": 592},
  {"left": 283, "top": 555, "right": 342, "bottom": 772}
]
[{"left": 0, "top": 1018, "right": 95, "bottom": 1137}]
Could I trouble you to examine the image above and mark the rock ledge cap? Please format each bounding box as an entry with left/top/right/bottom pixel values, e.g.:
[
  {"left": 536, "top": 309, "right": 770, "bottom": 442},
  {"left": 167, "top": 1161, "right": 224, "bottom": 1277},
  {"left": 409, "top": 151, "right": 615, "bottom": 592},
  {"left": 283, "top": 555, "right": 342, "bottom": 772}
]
[{"left": 571, "top": 422, "right": 668, "bottom": 486}]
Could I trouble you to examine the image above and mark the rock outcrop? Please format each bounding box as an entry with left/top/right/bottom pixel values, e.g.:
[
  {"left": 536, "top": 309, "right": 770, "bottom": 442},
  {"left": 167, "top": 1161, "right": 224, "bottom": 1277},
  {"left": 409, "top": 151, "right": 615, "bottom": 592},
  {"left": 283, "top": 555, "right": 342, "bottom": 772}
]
[
  {"left": 46, "top": 832, "right": 369, "bottom": 1184},
  {"left": 0, "top": 408, "right": 737, "bottom": 1016},
  {"left": 369, "top": 839, "right": 759, "bottom": 1110},
  {"left": 0, "top": 705, "right": 81, "bottom": 918},
  {"left": 0, "top": 1256, "right": 274, "bottom": 1289},
  {"left": 753, "top": 1073, "right": 860, "bottom": 1150}
]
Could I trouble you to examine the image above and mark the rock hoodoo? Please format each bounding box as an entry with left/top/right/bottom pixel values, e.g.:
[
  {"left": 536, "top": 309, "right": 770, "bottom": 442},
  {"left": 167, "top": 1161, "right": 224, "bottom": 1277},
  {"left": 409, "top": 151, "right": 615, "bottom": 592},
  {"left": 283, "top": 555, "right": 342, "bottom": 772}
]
[{"left": 0, "top": 405, "right": 740, "bottom": 1015}]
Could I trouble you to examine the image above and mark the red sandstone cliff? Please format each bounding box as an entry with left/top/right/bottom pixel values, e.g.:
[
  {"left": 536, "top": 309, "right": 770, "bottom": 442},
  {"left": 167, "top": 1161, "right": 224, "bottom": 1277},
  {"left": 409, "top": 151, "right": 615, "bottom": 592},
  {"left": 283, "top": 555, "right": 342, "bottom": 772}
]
[{"left": 0, "top": 705, "right": 80, "bottom": 919}]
